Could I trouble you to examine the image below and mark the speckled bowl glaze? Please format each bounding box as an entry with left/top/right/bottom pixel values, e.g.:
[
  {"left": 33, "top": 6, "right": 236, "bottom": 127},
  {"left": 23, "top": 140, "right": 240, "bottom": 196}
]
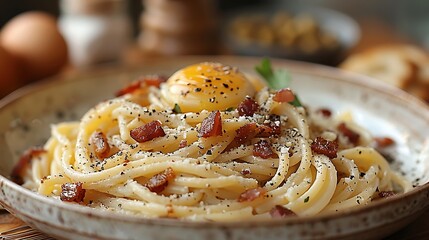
[{"left": 0, "top": 56, "right": 428, "bottom": 240}]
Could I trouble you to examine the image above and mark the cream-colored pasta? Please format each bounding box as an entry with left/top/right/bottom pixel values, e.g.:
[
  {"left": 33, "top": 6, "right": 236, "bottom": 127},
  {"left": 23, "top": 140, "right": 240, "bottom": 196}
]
[{"left": 20, "top": 62, "right": 412, "bottom": 221}]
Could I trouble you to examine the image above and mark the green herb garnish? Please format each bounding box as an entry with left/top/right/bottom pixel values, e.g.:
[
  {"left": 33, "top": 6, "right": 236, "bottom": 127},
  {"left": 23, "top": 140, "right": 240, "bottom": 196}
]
[
  {"left": 173, "top": 103, "right": 182, "bottom": 113},
  {"left": 255, "top": 58, "right": 302, "bottom": 107},
  {"left": 289, "top": 95, "right": 303, "bottom": 107},
  {"left": 304, "top": 196, "right": 310, "bottom": 203},
  {"left": 255, "top": 58, "right": 291, "bottom": 90},
  {"left": 225, "top": 107, "right": 235, "bottom": 112}
]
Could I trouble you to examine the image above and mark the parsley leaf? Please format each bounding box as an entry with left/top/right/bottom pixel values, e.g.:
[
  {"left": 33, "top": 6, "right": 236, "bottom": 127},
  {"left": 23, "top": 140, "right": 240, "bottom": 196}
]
[
  {"left": 255, "top": 58, "right": 291, "bottom": 90},
  {"left": 289, "top": 94, "right": 303, "bottom": 107},
  {"left": 173, "top": 103, "right": 182, "bottom": 113},
  {"left": 255, "top": 58, "right": 302, "bottom": 107},
  {"left": 304, "top": 196, "right": 310, "bottom": 203}
]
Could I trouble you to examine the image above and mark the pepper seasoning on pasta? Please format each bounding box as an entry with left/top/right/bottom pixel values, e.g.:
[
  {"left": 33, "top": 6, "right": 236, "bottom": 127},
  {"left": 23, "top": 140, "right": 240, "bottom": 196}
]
[{"left": 14, "top": 62, "right": 412, "bottom": 221}]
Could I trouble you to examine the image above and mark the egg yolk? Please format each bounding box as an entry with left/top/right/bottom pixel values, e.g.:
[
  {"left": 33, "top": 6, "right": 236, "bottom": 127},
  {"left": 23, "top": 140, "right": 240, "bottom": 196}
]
[{"left": 161, "top": 62, "right": 255, "bottom": 112}]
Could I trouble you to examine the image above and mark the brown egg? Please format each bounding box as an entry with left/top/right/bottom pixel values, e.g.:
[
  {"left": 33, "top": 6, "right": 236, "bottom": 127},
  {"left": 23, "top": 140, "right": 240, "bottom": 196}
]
[
  {"left": 0, "top": 45, "right": 23, "bottom": 97},
  {"left": 0, "top": 11, "right": 68, "bottom": 82}
]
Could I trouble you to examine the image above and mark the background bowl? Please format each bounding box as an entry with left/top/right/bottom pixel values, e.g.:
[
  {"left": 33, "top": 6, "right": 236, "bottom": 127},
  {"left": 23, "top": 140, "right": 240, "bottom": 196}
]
[
  {"left": 223, "top": 4, "right": 360, "bottom": 65},
  {"left": 0, "top": 56, "right": 428, "bottom": 240}
]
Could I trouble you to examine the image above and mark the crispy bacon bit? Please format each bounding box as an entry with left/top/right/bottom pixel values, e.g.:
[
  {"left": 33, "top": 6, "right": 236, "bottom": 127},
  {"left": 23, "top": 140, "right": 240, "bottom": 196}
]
[
  {"left": 257, "top": 114, "right": 281, "bottom": 137},
  {"left": 60, "top": 182, "right": 86, "bottom": 202},
  {"left": 237, "top": 97, "right": 259, "bottom": 116},
  {"left": 225, "top": 119, "right": 281, "bottom": 152},
  {"left": 11, "top": 147, "right": 46, "bottom": 185},
  {"left": 198, "top": 111, "right": 222, "bottom": 138},
  {"left": 317, "top": 108, "right": 332, "bottom": 117},
  {"left": 116, "top": 75, "right": 167, "bottom": 96},
  {"left": 241, "top": 169, "right": 252, "bottom": 175},
  {"left": 234, "top": 123, "right": 258, "bottom": 145},
  {"left": 179, "top": 140, "right": 188, "bottom": 148},
  {"left": 311, "top": 137, "right": 339, "bottom": 159},
  {"left": 338, "top": 123, "right": 360, "bottom": 145},
  {"left": 270, "top": 205, "right": 296, "bottom": 218},
  {"left": 224, "top": 123, "right": 258, "bottom": 151},
  {"left": 253, "top": 140, "right": 277, "bottom": 159},
  {"left": 116, "top": 81, "right": 140, "bottom": 97},
  {"left": 256, "top": 125, "right": 275, "bottom": 138},
  {"left": 374, "top": 137, "right": 395, "bottom": 148},
  {"left": 91, "top": 131, "right": 110, "bottom": 159},
  {"left": 145, "top": 167, "right": 176, "bottom": 193},
  {"left": 130, "top": 120, "right": 166, "bottom": 143},
  {"left": 378, "top": 191, "right": 396, "bottom": 199},
  {"left": 238, "top": 187, "right": 267, "bottom": 202},
  {"left": 273, "top": 88, "right": 295, "bottom": 103}
]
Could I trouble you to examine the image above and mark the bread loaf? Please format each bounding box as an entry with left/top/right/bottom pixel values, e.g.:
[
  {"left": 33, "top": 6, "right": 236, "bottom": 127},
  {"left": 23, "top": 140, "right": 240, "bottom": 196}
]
[{"left": 341, "top": 44, "right": 429, "bottom": 102}]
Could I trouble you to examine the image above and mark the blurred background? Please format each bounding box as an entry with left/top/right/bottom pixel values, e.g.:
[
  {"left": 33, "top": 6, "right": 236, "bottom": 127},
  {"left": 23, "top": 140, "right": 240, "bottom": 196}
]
[{"left": 0, "top": 0, "right": 428, "bottom": 101}]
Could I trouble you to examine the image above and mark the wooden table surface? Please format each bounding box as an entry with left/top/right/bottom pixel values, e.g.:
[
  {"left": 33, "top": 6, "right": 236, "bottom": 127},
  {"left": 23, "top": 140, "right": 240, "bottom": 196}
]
[{"left": 1, "top": 208, "right": 428, "bottom": 239}]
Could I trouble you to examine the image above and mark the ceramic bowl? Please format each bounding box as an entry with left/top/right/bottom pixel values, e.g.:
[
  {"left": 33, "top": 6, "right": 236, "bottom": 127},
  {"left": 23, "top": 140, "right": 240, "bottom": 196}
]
[
  {"left": 0, "top": 56, "right": 428, "bottom": 240},
  {"left": 223, "top": 5, "right": 360, "bottom": 65}
]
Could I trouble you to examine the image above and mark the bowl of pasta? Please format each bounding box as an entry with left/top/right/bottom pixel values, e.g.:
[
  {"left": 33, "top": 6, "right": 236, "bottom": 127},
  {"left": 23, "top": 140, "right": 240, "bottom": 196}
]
[{"left": 0, "top": 56, "right": 428, "bottom": 240}]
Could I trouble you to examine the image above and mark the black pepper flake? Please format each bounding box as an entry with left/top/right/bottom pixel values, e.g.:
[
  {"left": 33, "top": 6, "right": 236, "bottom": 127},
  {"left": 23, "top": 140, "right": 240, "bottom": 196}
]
[
  {"left": 222, "top": 83, "right": 229, "bottom": 88},
  {"left": 304, "top": 196, "right": 310, "bottom": 203},
  {"left": 195, "top": 88, "right": 202, "bottom": 92},
  {"left": 207, "top": 150, "right": 213, "bottom": 155},
  {"left": 360, "top": 172, "right": 366, "bottom": 177}
]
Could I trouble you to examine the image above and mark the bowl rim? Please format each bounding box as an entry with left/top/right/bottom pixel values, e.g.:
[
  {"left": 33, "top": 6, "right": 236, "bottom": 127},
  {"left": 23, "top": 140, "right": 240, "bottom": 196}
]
[{"left": 0, "top": 55, "right": 428, "bottom": 228}]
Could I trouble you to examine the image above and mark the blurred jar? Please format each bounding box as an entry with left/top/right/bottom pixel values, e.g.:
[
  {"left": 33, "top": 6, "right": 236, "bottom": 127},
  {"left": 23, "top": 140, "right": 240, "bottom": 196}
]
[
  {"left": 139, "top": 0, "right": 218, "bottom": 56},
  {"left": 59, "top": 0, "right": 132, "bottom": 68}
]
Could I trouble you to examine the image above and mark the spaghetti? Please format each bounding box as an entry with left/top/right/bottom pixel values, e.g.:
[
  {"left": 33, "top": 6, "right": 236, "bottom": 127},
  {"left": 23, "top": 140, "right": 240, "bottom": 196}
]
[{"left": 15, "top": 62, "right": 412, "bottom": 221}]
